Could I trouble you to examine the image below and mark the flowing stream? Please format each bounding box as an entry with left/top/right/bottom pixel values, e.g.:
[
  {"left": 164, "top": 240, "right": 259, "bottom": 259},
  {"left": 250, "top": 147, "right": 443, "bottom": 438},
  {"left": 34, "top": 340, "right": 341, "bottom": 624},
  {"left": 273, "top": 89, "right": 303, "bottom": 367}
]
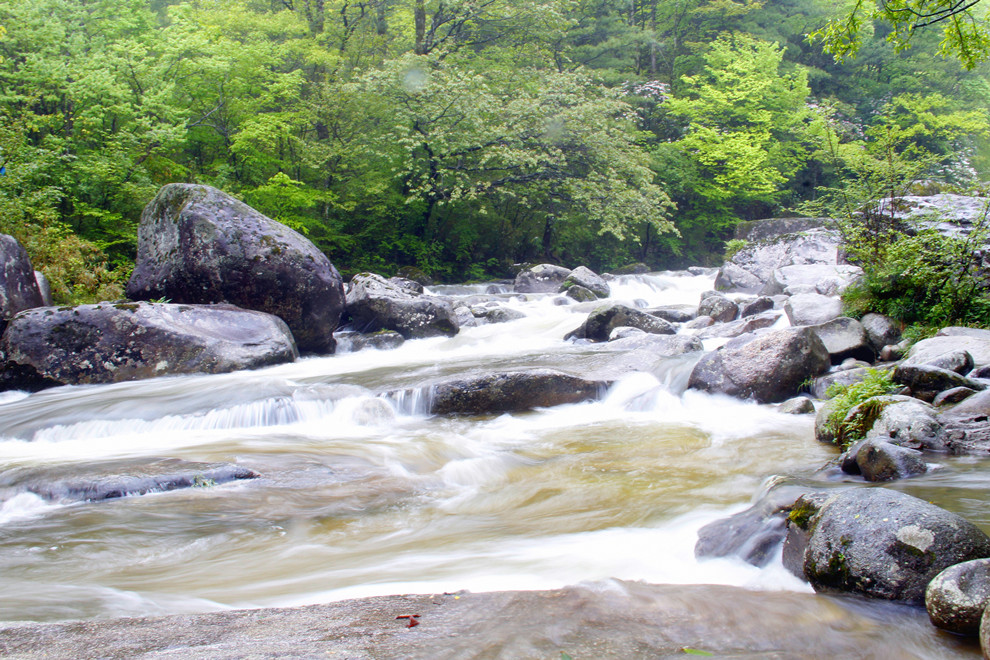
[{"left": 1, "top": 271, "right": 989, "bottom": 656}]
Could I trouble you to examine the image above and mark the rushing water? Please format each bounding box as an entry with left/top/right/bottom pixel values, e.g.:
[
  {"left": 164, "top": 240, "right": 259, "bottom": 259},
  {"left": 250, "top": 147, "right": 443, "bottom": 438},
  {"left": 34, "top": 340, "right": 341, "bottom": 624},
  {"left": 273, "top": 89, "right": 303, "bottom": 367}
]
[{"left": 1, "top": 271, "right": 988, "bottom": 657}]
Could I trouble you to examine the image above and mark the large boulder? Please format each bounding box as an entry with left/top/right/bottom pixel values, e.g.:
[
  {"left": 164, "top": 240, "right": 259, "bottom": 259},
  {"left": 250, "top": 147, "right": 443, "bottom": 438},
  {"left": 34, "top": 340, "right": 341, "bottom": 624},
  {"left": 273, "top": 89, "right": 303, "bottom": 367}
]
[
  {"left": 567, "top": 303, "right": 675, "bottom": 342},
  {"left": 0, "top": 302, "right": 298, "bottom": 390},
  {"left": 784, "top": 293, "right": 844, "bottom": 326},
  {"left": 940, "top": 390, "right": 990, "bottom": 454},
  {"left": 810, "top": 317, "right": 874, "bottom": 364},
  {"left": 761, "top": 264, "right": 863, "bottom": 297},
  {"left": 860, "top": 313, "right": 901, "bottom": 353},
  {"left": 842, "top": 438, "right": 929, "bottom": 482},
  {"left": 560, "top": 266, "right": 610, "bottom": 299},
  {"left": 714, "top": 228, "right": 840, "bottom": 293},
  {"left": 790, "top": 489, "right": 990, "bottom": 603},
  {"left": 345, "top": 273, "right": 459, "bottom": 339},
  {"left": 0, "top": 234, "right": 44, "bottom": 335},
  {"left": 687, "top": 327, "right": 831, "bottom": 403},
  {"left": 126, "top": 184, "right": 345, "bottom": 354},
  {"left": 906, "top": 330, "right": 990, "bottom": 370},
  {"left": 866, "top": 398, "right": 945, "bottom": 451},
  {"left": 428, "top": 370, "right": 605, "bottom": 415},
  {"left": 893, "top": 363, "right": 986, "bottom": 403},
  {"left": 697, "top": 292, "right": 738, "bottom": 323},
  {"left": 926, "top": 558, "right": 990, "bottom": 636},
  {"left": 514, "top": 264, "right": 572, "bottom": 293}
]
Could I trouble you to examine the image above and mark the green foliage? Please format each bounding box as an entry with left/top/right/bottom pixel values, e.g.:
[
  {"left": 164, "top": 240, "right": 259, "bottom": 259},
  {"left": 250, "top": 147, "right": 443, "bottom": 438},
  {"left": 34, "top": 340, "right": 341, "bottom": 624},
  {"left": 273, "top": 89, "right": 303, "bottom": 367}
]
[
  {"left": 824, "top": 368, "right": 899, "bottom": 447},
  {"left": 722, "top": 238, "right": 748, "bottom": 261}
]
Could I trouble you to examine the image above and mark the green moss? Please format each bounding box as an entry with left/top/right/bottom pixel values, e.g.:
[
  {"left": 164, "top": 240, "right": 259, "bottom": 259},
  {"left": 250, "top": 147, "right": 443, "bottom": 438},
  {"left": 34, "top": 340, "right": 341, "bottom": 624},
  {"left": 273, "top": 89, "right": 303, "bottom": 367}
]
[
  {"left": 113, "top": 303, "right": 140, "bottom": 312},
  {"left": 788, "top": 503, "right": 816, "bottom": 528},
  {"left": 823, "top": 369, "right": 899, "bottom": 448}
]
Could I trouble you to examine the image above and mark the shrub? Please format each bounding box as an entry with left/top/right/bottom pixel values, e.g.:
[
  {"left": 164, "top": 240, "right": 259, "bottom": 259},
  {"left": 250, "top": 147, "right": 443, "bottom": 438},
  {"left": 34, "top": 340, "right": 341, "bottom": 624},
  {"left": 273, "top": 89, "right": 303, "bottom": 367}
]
[{"left": 824, "top": 369, "right": 900, "bottom": 447}]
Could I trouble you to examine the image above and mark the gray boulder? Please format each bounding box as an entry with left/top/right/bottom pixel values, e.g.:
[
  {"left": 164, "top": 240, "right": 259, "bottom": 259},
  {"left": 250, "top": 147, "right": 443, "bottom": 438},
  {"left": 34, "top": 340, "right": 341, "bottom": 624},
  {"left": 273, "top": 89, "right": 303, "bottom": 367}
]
[
  {"left": 843, "top": 438, "right": 929, "bottom": 482},
  {"left": 697, "top": 293, "right": 738, "bottom": 323},
  {"left": 0, "top": 235, "right": 44, "bottom": 334},
  {"left": 940, "top": 390, "right": 990, "bottom": 454},
  {"left": 514, "top": 264, "right": 572, "bottom": 293},
  {"left": 0, "top": 302, "right": 298, "bottom": 390},
  {"left": 687, "top": 327, "right": 831, "bottom": 403},
  {"left": 738, "top": 296, "right": 774, "bottom": 318},
  {"left": 907, "top": 332, "right": 990, "bottom": 370},
  {"left": 791, "top": 489, "right": 990, "bottom": 603},
  {"left": 866, "top": 398, "right": 945, "bottom": 451},
  {"left": 645, "top": 305, "right": 697, "bottom": 323},
  {"left": 860, "top": 313, "right": 901, "bottom": 353},
  {"left": 335, "top": 330, "right": 405, "bottom": 353},
  {"left": 761, "top": 264, "right": 863, "bottom": 297},
  {"left": 927, "top": 558, "right": 990, "bottom": 636},
  {"left": 568, "top": 303, "right": 675, "bottom": 342},
  {"left": 933, "top": 386, "right": 978, "bottom": 407},
  {"left": 893, "top": 363, "right": 986, "bottom": 403},
  {"left": 693, "top": 312, "right": 779, "bottom": 341},
  {"left": 126, "top": 184, "right": 345, "bottom": 353},
  {"left": 714, "top": 228, "right": 840, "bottom": 293},
  {"left": 779, "top": 397, "right": 816, "bottom": 415},
  {"left": 810, "top": 317, "right": 874, "bottom": 364},
  {"left": 561, "top": 266, "right": 609, "bottom": 298},
  {"left": 33, "top": 271, "right": 52, "bottom": 306},
  {"left": 784, "top": 293, "right": 843, "bottom": 326},
  {"left": 428, "top": 370, "right": 605, "bottom": 415},
  {"left": 345, "top": 273, "right": 459, "bottom": 339},
  {"left": 564, "top": 285, "right": 598, "bottom": 302}
]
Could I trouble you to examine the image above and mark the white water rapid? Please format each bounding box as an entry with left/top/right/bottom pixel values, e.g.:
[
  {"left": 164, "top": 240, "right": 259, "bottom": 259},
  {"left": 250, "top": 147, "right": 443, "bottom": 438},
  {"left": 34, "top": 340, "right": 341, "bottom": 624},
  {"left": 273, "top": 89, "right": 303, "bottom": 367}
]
[{"left": 1, "top": 271, "right": 988, "bottom": 657}]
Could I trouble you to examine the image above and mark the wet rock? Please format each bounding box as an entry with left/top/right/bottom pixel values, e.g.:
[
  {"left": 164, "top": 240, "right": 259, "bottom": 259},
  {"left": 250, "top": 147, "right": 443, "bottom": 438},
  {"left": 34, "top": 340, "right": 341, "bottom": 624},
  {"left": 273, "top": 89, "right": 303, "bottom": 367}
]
[
  {"left": 778, "top": 397, "right": 815, "bottom": 415},
  {"left": 481, "top": 306, "right": 526, "bottom": 324},
  {"left": 893, "top": 363, "right": 986, "bottom": 403},
  {"left": 0, "top": 458, "right": 258, "bottom": 503},
  {"left": 345, "top": 273, "right": 459, "bottom": 339},
  {"left": 926, "top": 558, "right": 990, "bottom": 636},
  {"left": 0, "top": 302, "right": 298, "bottom": 390},
  {"left": 866, "top": 398, "right": 945, "bottom": 451},
  {"left": 33, "top": 271, "right": 52, "bottom": 307},
  {"left": 761, "top": 264, "right": 863, "bottom": 297},
  {"left": 683, "top": 315, "right": 714, "bottom": 330},
  {"left": 335, "top": 330, "right": 405, "bottom": 353},
  {"left": 561, "top": 266, "right": 610, "bottom": 299},
  {"left": 810, "top": 317, "right": 874, "bottom": 364},
  {"left": 609, "top": 326, "right": 645, "bottom": 341},
  {"left": 940, "top": 390, "right": 990, "bottom": 454},
  {"left": 608, "top": 262, "right": 650, "bottom": 275},
  {"left": 602, "top": 333, "right": 703, "bottom": 356},
  {"left": 697, "top": 293, "right": 738, "bottom": 323},
  {"left": 394, "top": 266, "right": 434, "bottom": 287},
  {"left": 644, "top": 305, "right": 696, "bottom": 323},
  {"left": 933, "top": 387, "right": 978, "bottom": 407},
  {"left": 738, "top": 296, "right": 773, "bottom": 318},
  {"left": 567, "top": 303, "right": 675, "bottom": 342},
  {"left": 389, "top": 276, "right": 424, "bottom": 294},
  {"left": 848, "top": 438, "right": 929, "bottom": 482},
  {"left": 920, "top": 349, "right": 975, "bottom": 375},
  {"left": 687, "top": 327, "right": 831, "bottom": 404},
  {"left": 860, "top": 313, "right": 901, "bottom": 353},
  {"left": 564, "top": 284, "right": 598, "bottom": 302},
  {"left": 714, "top": 228, "right": 840, "bottom": 294},
  {"left": 0, "top": 234, "right": 44, "bottom": 334},
  {"left": 784, "top": 293, "right": 843, "bottom": 326},
  {"left": 793, "top": 488, "right": 990, "bottom": 603},
  {"left": 514, "top": 264, "right": 572, "bottom": 293},
  {"left": 695, "top": 486, "right": 809, "bottom": 567},
  {"left": 428, "top": 369, "right": 605, "bottom": 415},
  {"left": 126, "top": 184, "right": 345, "bottom": 354}
]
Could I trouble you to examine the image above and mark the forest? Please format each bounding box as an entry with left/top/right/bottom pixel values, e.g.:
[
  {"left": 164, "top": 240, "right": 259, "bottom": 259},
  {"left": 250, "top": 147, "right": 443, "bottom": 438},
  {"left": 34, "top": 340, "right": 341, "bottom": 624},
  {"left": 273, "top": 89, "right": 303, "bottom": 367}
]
[{"left": 1, "top": 0, "right": 990, "bottom": 300}]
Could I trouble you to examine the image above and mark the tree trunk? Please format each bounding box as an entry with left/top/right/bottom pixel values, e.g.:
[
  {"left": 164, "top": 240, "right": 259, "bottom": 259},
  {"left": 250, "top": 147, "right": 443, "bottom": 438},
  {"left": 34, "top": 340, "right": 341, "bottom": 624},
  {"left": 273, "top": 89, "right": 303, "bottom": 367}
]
[{"left": 414, "top": 0, "right": 427, "bottom": 54}]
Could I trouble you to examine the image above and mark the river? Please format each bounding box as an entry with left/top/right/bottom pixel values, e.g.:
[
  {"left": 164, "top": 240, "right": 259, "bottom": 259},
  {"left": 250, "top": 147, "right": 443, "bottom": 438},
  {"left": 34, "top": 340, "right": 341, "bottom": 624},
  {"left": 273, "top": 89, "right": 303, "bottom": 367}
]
[{"left": 0, "top": 270, "right": 987, "bottom": 657}]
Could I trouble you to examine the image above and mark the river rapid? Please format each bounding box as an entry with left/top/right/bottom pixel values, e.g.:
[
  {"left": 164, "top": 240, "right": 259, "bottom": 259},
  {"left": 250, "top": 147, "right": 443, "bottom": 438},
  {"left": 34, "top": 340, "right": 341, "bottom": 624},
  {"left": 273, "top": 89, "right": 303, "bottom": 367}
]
[{"left": 1, "top": 270, "right": 989, "bottom": 657}]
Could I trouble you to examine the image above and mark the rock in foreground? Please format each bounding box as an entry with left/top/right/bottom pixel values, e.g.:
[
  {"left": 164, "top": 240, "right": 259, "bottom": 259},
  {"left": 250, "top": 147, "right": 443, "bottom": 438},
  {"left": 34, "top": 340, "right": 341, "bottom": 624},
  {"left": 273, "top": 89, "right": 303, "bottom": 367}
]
[
  {"left": 0, "top": 582, "right": 959, "bottom": 659},
  {"left": 126, "top": 184, "right": 345, "bottom": 353},
  {"left": 792, "top": 489, "right": 990, "bottom": 603},
  {"left": 0, "top": 302, "right": 297, "bottom": 390}
]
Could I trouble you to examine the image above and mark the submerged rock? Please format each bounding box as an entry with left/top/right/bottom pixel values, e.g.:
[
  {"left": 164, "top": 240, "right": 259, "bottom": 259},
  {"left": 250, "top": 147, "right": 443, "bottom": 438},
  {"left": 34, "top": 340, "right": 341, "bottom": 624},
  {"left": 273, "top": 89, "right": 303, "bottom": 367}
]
[
  {"left": 791, "top": 489, "right": 990, "bottom": 603},
  {"left": 687, "top": 327, "right": 830, "bottom": 404},
  {"left": 335, "top": 330, "right": 405, "bottom": 353},
  {"left": 428, "top": 369, "right": 605, "bottom": 415},
  {"left": 0, "top": 302, "right": 297, "bottom": 390},
  {"left": 0, "top": 458, "right": 258, "bottom": 503},
  {"left": 126, "top": 184, "right": 345, "bottom": 354}
]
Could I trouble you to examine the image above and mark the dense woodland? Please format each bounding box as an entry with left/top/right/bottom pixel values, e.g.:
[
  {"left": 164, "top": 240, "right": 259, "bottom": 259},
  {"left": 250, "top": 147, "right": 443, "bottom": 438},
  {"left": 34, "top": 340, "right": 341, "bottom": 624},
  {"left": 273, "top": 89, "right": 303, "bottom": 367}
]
[{"left": 2, "top": 0, "right": 990, "bottom": 302}]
